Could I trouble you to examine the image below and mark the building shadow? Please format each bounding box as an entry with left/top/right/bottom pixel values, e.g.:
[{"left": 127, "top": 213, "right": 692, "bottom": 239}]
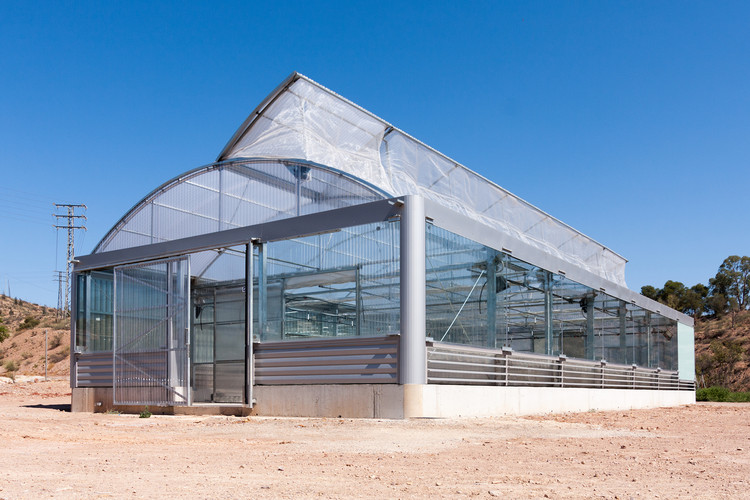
[{"left": 23, "top": 403, "right": 71, "bottom": 412}]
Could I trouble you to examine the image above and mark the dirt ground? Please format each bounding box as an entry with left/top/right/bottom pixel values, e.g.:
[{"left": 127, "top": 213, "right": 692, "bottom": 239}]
[{"left": 0, "top": 377, "right": 748, "bottom": 499}]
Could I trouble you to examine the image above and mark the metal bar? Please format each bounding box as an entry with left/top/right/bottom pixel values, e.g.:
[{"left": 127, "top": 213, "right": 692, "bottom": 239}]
[
  {"left": 400, "top": 195, "right": 426, "bottom": 385},
  {"left": 78, "top": 197, "right": 402, "bottom": 272},
  {"left": 245, "top": 243, "right": 254, "bottom": 407}
]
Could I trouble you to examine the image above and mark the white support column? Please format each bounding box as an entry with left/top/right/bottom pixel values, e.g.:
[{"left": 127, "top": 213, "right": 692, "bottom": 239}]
[{"left": 400, "top": 195, "right": 426, "bottom": 386}]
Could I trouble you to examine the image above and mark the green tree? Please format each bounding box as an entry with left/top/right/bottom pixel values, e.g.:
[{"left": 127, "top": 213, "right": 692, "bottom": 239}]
[
  {"left": 705, "top": 293, "right": 728, "bottom": 318},
  {"left": 709, "top": 256, "right": 750, "bottom": 310},
  {"left": 660, "top": 280, "right": 687, "bottom": 310},
  {"left": 682, "top": 283, "right": 709, "bottom": 318},
  {"left": 641, "top": 285, "right": 660, "bottom": 301}
]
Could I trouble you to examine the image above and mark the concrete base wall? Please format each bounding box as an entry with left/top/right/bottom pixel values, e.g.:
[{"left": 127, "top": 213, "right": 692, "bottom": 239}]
[
  {"left": 418, "top": 385, "right": 695, "bottom": 418},
  {"left": 71, "top": 385, "right": 406, "bottom": 418},
  {"left": 250, "top": 385, "right": 405, "bottom": 418},
  {"left": 72, "top": 385, "right": 694, "bottom": 418}
]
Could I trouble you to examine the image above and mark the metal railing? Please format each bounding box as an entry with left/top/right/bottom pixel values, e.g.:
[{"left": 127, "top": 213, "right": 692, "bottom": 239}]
[{"left": 427, "top": 341, "right": 695, "bottom": 391}]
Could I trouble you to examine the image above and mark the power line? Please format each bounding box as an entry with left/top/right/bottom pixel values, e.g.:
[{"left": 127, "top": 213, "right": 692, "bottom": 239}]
[{"left": 53, "top": 203, "right": 87, "bottom": 315}]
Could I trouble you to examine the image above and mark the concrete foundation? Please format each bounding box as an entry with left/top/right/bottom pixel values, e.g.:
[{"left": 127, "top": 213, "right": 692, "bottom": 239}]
[
  {"left": 72, "top": 384, "right": 695, "bottom": 418},
  {"left": 417, "top": 385, "right": 696, "bottom": 417}
]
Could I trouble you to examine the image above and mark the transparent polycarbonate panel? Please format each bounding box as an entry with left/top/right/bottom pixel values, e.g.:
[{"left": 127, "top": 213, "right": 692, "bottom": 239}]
[
  {"left": 114, "top": 257, "right": 190, "bottom": 406},
  {"left": 677, "top": 323, "right": 694, "bottom": 380},
  {"left": 95, "top": 160, "right": 384, "bottom": 272},
  {"left": 258, "top": 221, "right": 400, "bottom": 341}
]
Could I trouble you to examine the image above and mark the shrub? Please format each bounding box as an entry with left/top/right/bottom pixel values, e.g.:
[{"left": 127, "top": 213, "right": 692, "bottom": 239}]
[
  {"left": 49, "top": 333, "right": 63, "bottom": 349},
  {"left": 0, "top": 325, "right": 7, "bottom": 343},
  {"left": 18, "top": 316, "right": 40, "bottom": 331},
  {"left": 139, "top": 406, "right": 152, "bottom": 418},
  {"left": 696, "top": 386, "right": 750, "bottom": 402},
  {"left": 3, "top": 359, "right": 18, "bottom": 371},
  {"left": 49, "top": 346, "right": 69, "bottom": 364},
  {"left": 727, "top": 391, "right": 750, "bottom": 403}
]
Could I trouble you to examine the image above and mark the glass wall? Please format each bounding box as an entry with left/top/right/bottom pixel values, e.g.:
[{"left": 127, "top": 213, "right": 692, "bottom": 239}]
[
  {"left": 426, "top": 224, "right": 678, "bottom": 370},
  {"left": 258, "top": 220, "right": 401, "bottom": 341},
  {"left": 75, "top": 269, "right": 114, "bottom": 352}
]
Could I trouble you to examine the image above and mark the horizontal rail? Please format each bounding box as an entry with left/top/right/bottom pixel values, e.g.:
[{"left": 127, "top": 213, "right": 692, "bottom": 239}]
[
  {"left": 427, "top": 342, "right": 694, "bottom": 391},
  {"left": 255, "top": 335, "right": 399, "bottom": 385}
]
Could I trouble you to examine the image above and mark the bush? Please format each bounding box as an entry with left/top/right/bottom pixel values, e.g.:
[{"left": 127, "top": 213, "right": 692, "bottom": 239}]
[
  {"left": 49, "top": 333, "right": 63, "bottom": 349},
  {"left": 18, "top": 316, "right": 40, "bottom": 331},
  {"left": 139, "top": 406, "right": 152, "bottom": 418},
  {"left": 49, "top": 346, "right": 69, "bottom": 364},
  {"left": 696, "top": 386, "right": 750, "bottom": 402},
  {"left": 4, "top": 359, "right": 18, "bottom": 380},
  {"left": 727, "top": 391, "right": 750, "bottom": 403},
  {"left": 0, "top": 325, "right": 8, "bottom": 343}
]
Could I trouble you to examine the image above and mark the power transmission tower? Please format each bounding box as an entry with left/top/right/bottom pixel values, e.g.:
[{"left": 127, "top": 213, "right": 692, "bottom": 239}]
[
  {"left": 54, "top": 203, "right": 87, "bottom": 316},
  {"left": 53, "top": 271, "right": 66, "bottom": 318}
]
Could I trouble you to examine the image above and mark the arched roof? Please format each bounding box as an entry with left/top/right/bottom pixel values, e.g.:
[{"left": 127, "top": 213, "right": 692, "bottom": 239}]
[
  {"left": 218, "top": 73, "right": 627, "bottom": 286},
  {"left": 93, "top": 158, "right": 386, "bottom": 253},
  {"left": 95, "top": 72, "right": 627, "bottom": 286}
]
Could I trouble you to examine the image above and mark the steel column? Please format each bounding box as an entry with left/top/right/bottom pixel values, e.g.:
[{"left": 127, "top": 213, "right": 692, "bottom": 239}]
[
  {"left": 486, "top": 251, "right": 497, "bottom": 349},
  {"left": 399, "top": 195, "right": 426, "bottom": 385},
  {"left": 544, "top": 271, "right": 553, "bottom": 355},
  {"left": 245, "top": 243, "right": 254, "bottom": 407}
]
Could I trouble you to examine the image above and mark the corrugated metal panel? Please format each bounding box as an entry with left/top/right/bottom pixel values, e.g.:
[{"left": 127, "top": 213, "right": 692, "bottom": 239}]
[
  {"left": 254, "top": 335, "right": 399, "bottom": 385},
  {"left": 76, "top": 352, "right": 114, "bottom": 387}
]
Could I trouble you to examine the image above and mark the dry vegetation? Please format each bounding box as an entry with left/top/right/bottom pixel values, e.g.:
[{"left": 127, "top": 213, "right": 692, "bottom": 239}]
[
  {"left": 0, "top": 294, "right": 70, "bottom": 378},
  {"left": 694, "top": 309, "right": 750, "bottom": 390}
]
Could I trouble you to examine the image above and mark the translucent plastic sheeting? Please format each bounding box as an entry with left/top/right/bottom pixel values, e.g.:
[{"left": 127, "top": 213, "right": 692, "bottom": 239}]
[{"left": 220, "top": 75, "right": 627, "bottom": 286}]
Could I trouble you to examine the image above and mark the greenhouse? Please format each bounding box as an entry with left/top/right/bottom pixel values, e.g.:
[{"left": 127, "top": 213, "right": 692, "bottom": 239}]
[{"left": 70, "top": 73, "right": 695, "bottom": 418}]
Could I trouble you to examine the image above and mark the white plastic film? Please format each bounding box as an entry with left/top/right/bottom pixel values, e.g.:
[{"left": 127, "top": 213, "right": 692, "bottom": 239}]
[{"left": 221, "top": 77, "right": 627, "bottom": 286}]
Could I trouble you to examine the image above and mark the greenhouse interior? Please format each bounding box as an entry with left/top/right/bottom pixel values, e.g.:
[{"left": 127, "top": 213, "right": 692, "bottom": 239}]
[{"left": 71, "top": 73, "right": 695, "bottom": 418}]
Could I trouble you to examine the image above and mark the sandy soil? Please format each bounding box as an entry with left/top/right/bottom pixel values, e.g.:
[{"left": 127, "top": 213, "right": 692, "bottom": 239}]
[{"left": 0, "top": 378, "right": 748, "bottom": 499}]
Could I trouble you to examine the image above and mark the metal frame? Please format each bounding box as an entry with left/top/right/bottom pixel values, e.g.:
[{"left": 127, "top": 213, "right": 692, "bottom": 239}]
[
  {"left": 427, "top": 341, "right": 694, "bottom": 390},
  {"left": 77, "top": 198, "right": 403, "bottom": 272},
  {"left": 112, "top": 256, "right": 191, "bottom": 406},
  {"left": 73, "top": 195, "right": 694, "bottom": 403}
]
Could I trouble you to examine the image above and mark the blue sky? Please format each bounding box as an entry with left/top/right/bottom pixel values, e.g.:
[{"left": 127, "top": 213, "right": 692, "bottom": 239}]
[{"left": 1, "top": 1, "right": 748, "bottom": 307}]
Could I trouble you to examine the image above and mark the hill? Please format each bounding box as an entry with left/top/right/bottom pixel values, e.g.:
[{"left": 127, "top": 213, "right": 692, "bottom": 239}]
[
  {"left": 2, "top": 292, "right": 748, "bottom": 389},
  {"left": 694, "top": 309, "right": 750, "bottom": 390},
  {"left": 0, "top": 294, "right": 70, "bottom": 378}
]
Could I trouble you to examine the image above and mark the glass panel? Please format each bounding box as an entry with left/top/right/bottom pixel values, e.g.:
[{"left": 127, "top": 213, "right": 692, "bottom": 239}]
[
  {"left": 258, "top": 221, "right": 400, "bottom": 341},
  {"left": 75, "top": 269, "right": 114, "bottom": 353},
  {"left": 427, "top": 224, "right": 681, "bottom": 370},
  {"left": 191, "top": 247, "right": 246, "bottom": 404}
]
